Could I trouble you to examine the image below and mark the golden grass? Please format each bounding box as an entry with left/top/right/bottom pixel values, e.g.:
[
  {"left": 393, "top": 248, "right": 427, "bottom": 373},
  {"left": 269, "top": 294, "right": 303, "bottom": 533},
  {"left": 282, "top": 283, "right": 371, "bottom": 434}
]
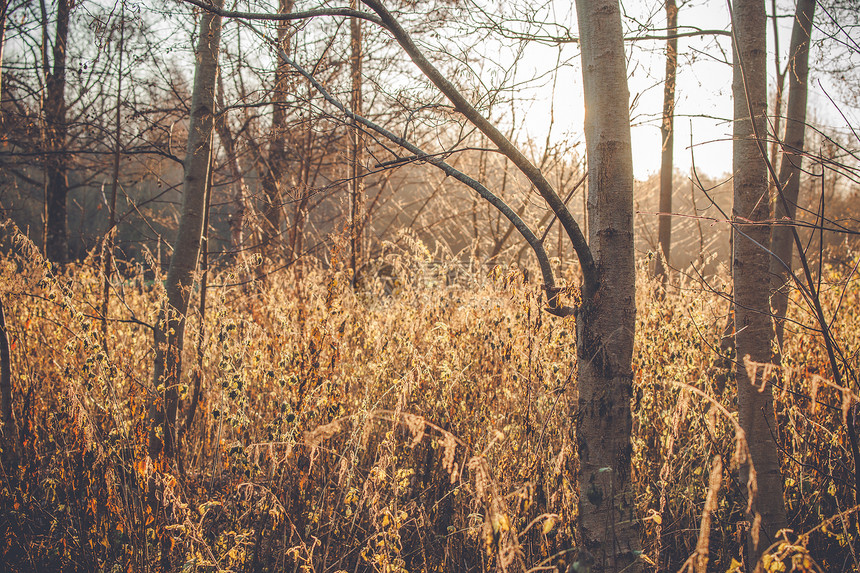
[{"left": 0, "top": 236, "right": 857, "bottom": 572}]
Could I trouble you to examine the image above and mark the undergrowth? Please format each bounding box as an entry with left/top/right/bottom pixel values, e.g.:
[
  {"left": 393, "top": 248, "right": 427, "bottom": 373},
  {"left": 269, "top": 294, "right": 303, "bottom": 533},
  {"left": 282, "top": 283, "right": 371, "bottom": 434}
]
[{"left": 0, "top": 234, "right": 857, "bottom": 572}]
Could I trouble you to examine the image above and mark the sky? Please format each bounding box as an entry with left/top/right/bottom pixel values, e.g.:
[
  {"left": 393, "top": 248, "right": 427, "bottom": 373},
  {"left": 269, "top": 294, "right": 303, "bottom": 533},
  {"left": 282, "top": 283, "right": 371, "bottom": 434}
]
[
  {"left": 502, "top": 0, "right": 735, "bottom": 180},
  {"left": 12, "top": 0, "right": 855, "bottom": 183},
  {"left": 490, "top": 0, "right": 856, "bottom": 181}
]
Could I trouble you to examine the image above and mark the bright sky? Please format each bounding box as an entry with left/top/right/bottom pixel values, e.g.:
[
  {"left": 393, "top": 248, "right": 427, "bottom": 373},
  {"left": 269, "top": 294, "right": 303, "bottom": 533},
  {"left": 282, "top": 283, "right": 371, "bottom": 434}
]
[
  {"left": 17, "top": 0, "right": 849, "bottom": 184},
  {"left": 504, "top": 1, "right": 735, "bottom": 180},
  {"left": 492, "top": 0, "right": 850, "bottom": 181}
]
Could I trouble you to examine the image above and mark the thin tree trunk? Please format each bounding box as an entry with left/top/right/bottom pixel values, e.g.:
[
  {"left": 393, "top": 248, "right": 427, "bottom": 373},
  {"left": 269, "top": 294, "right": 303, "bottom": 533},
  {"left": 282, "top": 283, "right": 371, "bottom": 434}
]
[
  {"left": 0, "top": 1, "right": 8, "bottom": 112},
  {"left": 770, "top": 0, "right": 815, "bottom": 352},
  {"left": 259, "top": 0, "right": 294, "bottom": 263},
  {"left": 768, "top": 0, "right": 786, "bottom": 173},
  {"left": 44, "top": 0, "right": 71, "bottom": 264},
  {"left": 102, "top": 1, "right": 125, "bottom": 352},
  {"left": 655, "top": 0, "right": 677, "bottom": 287},
  {"left": 0, "top": 298, "right": 12, "bottom": 436},
  {"left": 574, "top": 0, "right": 639, "bottom": 570},
  {"left": 39, "top": 0, "right": 49, "bottom": 256},
  {"left": 731, "top": 0, "right": 788, "bottom": 562},
  {"left": 349, "top": 0, "right": 363, "bottom": 286},
  {"left": 184, "top": 151, "right": 213, "bottom": 436},
  {"left": 214, "top": 74, "right": 249, "bottom": 257},
  {"left": 149, "top": 1, "right": 223, "bottom": 460},
  {"left": 287, "top": 80, "right": 315, "bottom": 267}
]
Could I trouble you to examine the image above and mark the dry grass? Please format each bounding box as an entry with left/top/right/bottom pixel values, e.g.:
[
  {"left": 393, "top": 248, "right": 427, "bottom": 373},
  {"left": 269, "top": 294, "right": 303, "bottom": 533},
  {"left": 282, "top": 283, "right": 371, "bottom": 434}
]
[{"left": 0, "top": 232, "right": 857, "bottom": 572}]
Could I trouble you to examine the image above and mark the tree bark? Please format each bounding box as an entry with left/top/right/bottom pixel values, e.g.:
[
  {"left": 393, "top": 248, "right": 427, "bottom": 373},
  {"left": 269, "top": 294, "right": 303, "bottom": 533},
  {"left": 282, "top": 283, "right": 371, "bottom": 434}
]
[
  {"left": 44, "top": 0, "right": 71, "bottom": 264},
  {"left": 770, "top": 0, "right": 815, "bottom": 352},
  {"left": 574, "top": 0, "right": 639, "bottom": 570},
  {"left": 731, "top": 0, "right": 788, "bottom": 562},
  {"left": 654, "top": 0, "right": 677, "bottom": 287},
  {"left": 149, "top": 1, "right": 223, "bottom": 459}
]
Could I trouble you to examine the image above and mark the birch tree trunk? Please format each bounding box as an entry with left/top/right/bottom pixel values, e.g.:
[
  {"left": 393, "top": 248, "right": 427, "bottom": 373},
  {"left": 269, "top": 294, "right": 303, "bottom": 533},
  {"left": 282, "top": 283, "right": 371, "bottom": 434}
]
[
  {"left": 149, "top": 2, "right": 223, "bottom": 459},
  {"left": 655, "top": 0, "right": 677, "bottom": 287},
  {"left": 770, "top": 0, "right": 815, "bottom": 352},
  {"left": 731, "top": 0, "right": 788, "bottom": 562},
  {"left": 574, "top": 0, "right": 640, "bottom": 569}
]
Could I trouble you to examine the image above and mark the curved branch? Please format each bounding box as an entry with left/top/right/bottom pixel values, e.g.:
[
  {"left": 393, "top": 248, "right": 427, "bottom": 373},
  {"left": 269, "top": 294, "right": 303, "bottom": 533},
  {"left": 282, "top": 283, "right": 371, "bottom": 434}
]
[
  {"left": 359, "top": 0, "right": 597, "bottom": 302},
  {"left": 241, "top": 22, "right": 574, "bottom": 316}
]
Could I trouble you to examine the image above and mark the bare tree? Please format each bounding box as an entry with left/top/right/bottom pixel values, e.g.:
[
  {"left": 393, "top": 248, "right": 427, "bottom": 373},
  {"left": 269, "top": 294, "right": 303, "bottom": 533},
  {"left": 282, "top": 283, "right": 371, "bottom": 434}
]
[
  {"left": 573, "top": 0, "right": 640, "bottom": 569},
  {"left": 0, "top": 298, "right": 12, "bottom": 437},
  {"left": 0, "top": 1, "right": 8, "bottom": 105},
  {"left": 102, "top": 0, "right": 126, "bottom": 352},
  {"left": 731, "top": 0, "right": 788, "bottom": 561},
  {"left": 349, "top": 0, "right": 363, "bottom": 284},
  {"left": 655, "top": 0, "right": 678, "bottom": 287},
  {"left": 257, "top": 0, "right": 294, "bottom": 263},
  {"left": 298, "top": 0, "right": 638, "bottom": 565},
  {"left": 149, "top": 0, "right": 224, "bottom": 460},
  {"left": 770, "top": 0, "right": 815, "bottom": 352},
  {"left": 42, "top": 0, "right": 71, "bottom": 264}
]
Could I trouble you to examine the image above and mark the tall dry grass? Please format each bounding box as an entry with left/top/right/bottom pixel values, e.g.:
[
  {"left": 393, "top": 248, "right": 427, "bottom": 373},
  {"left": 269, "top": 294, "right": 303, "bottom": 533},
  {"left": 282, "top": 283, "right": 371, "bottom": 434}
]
[{"left": 0, "top": 231, "right": 856, "bottom": 572}]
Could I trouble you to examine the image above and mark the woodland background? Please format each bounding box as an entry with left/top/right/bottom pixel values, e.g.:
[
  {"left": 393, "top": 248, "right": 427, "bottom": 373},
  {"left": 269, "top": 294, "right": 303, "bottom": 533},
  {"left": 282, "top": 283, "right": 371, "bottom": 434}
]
[{"left": 0, "top": 0, "right": 859, "bottom": 571}]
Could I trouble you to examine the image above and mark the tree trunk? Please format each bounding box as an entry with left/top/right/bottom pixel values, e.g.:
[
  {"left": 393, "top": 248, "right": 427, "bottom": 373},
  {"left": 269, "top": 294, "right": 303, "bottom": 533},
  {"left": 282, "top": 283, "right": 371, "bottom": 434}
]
[
  {"left": 102, "top": 1, "right": 125, "bottom": 352},
  {"left": 0, "top": 298, "right": 12, "bottom": 436},
  {"left": 214, "top": 74, "right": 250, "bottom": 257},
  {"left": 731, "top": 0, "right": 788, "bottom": 563},
  {"left": 0, "top": 1, "right": 8, "bottom": 109},
  {"left": 768, "top": 0, "right": 786, "bottom": 173},
  {"left": 44, "top": 0, "right": 71, "bottom": 264},
  {"left": 149, "top": 1, "right": 223, "bottom": 460},
  {"left": 349, "top": 0, "right": 364, "bottom": 285},
  {"left": 259, "top": 0, "right": 294, "bottom": 262},
  {"left": 574, "top": 0, "right": 639, "bottom": 570},
  {"left": 183, "top": 152, "right": 213, "bottom": 437},
  {"left": 654, "top": 0, "right": 677, "bottom": 287},
  {"left": 770, "top": 0, "right": 815, "bottom": 352}
]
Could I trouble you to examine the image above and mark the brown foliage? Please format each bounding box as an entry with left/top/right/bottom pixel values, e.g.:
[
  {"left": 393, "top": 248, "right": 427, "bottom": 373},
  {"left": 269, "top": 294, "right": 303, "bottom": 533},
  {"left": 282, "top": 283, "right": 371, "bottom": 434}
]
[{"left": 0, "top": 230, "right": 856, "bottom": 571}]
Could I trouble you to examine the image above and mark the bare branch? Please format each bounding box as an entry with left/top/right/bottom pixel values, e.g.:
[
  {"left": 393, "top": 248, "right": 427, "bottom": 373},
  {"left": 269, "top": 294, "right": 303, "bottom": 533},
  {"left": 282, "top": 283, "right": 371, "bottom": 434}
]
[
  {"left": 239, "top": 22, "right": 576, "bottom": 316},
  {"left": 360, "top": 0, "right": 597, "bottom": 302},
  {"left": 181, "top": 0, "right": 383, "bottom": 26}
]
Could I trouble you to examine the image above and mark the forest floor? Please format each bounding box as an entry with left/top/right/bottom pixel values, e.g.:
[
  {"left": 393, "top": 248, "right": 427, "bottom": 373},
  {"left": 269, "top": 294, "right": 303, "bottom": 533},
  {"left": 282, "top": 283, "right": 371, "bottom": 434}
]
[{"left": 0, "top": 239, "right": 857, "bottom": 572}]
